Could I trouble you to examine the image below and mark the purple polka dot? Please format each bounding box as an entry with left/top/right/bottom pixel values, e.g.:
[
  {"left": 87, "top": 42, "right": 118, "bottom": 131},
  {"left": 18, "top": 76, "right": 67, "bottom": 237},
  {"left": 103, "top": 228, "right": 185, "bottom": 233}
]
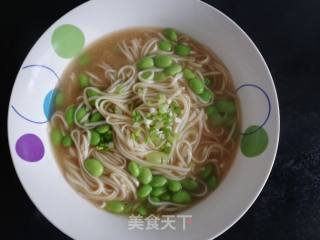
[{"left": 15, "top": 134, "right": 44, "bottom": 162}]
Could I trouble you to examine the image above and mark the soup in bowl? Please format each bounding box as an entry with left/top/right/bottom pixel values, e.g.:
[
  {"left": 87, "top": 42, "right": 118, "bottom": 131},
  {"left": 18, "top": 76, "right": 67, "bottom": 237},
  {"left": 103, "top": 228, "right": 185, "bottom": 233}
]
[{"left": 8, "top": 0, "right": 279, "bottom": 239}]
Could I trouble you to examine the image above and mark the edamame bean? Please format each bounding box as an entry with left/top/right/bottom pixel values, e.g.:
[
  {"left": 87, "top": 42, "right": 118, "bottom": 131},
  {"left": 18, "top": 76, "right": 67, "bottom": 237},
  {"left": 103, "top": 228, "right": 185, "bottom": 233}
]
[
  {"left": 216, "top": 100, "right": 236, "bottom": 114},
  {"left": 51, "top": 128, "right": 62, "bottom": 145},
  {"left": 183, "top": 68, "right": 196, "bottom": 80},
  {"left": 200, "top": 164, "right": 213, "bottom": 179},
  {"left": 181, "top": 178, "right": 199, "bottom": 191},
  {"left": 78, "top": 73, "right": 90, "bottom": 88},
  {"left": 158, "top": 40, "right": 172, "bottom": 51},
  {"left": 96, "top": 124, "right": 110, "bottom": 134},
  {"left": 104, "top": 131, "right": 113, "bottom": 142},
  {"left": 62, "top": 135, "right": 73, "bottom": 147},
  {"left": 154, "top": 55, "right": 172, "bottom": 68},
  {"left": 105, "top": 200, "right": 125, "bottom": 213},
  {"left": 145, "top": 151, "right": 169, "bottom": 164},
  {"left": 140, "top": 71, "right": 153, "bottom": 80},
  {"left": 206, "top": 106, "right": 225, "bottom": 125},
  {"left": 199, "top": 89, "right": 214, "bottom": 103},
  {"left": 160, "top": 193, "right": 171, "bottom": 201},
  {"left": 150, "top": 196, "right": 160, "bottom": 202},
  {"left": 151, "top": 186, "right": 167, "bottom": 197},
  {"left": 90, "top": 112, "right": 103, "bottom": 122},
  {"left": 55, "top": 91, "right": 64, "bottom": 107},
  {"left": 207, "top": 175, "right": 218, "bottom": 189},
  {"left": 84, "top": 158, "right": 104, "bottom": 177},
  {"left": 172, "top": 190, "right": 191, "bottom": 204},
  {"left": 76, "top": 107, "right": 87, "bottom": 122},
  {"left": 188, "top": 77, "right": 204, "bottom": 94},
  {"left": 154, "top": 72, "right": 167, "bottom": 82},
  {"left": 137, "top": 184, "right": 152, "bottom": 198},
  {"left": 137, "top": 57, "right": 154, "bottom": 70},
  {"left": 137, "top": 205, "right": 148, "bottom": 216},
  {"left": 175, "top": 44, "right": 191, "bottom": 56},
  {"left": 164, "top": 28, "right": 178, "bottom": 41},
  {"left": 138, "top": 168, "right": 153, "bottom": 184},
  {"left": 90, "top": 130, "right": 101, "bottom": 146},
  {"left": 87, "top": 89, "right": 100, "bottom": 107},
  {"left": 150, "top": 175, "right": 167, "bottom": 187},
  {"left": 65, "top": 106, "right": 76, "bottom": 127},
  {"left": 123, "top": 203, "right": 134, "bottom": 214},
  {"left": 87, "top": 89, "right": 100, "bottom": 98},
  {"left": 128, "top": 161, "right": 140, "bottom": 177},
  {"left": 168, "top": 180, "right": 182, "bottom": 192},
  {"left": 164, "top": 64, "right": 182, "bottom": 76}
]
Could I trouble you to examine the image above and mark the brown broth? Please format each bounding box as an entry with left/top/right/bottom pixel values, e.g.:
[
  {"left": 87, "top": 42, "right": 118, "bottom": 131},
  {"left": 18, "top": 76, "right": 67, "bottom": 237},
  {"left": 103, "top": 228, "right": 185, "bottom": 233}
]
[{"left": 51, "top": 27, "right": 240, "bottom": 215}]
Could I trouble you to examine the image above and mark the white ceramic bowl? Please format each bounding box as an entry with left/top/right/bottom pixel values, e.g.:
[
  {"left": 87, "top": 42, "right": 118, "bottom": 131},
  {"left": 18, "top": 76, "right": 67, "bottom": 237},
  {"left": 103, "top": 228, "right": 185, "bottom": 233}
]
[{"left": 8, "top": 0, "right": 280, "bottom": 239}]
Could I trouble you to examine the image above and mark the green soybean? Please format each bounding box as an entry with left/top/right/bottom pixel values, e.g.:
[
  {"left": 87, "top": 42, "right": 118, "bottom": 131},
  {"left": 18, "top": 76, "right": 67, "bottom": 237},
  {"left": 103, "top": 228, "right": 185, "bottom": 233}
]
[
  {"left": 154, "top": 55, "right": 172, "bottom": 68},
  {"left": 123, "top": 203, "right": 135, "bottom": 214},
  {"left": 137, "top": 57, "right": 154, "bottom": 70},
  {"left": 138, "top": 168, "right": 153, "bottom": 184},
  {"left": 90, "top": 130, "right": 101, "bottom": 146},
  {"left": 207, "top": 175, "right": 218, "bottom": 189},
  {"left": 164, "top": 28, "right": 178, "bottom": 41},
  {"left": 158, "top": 40, "right": 172, "bottom": 51},
  {"left": 160, "top": 193, "right": 171, "bottom": 201},
  {"left": 145, "top": 151, "right": 168, "bottom": 164},
  {"left": 51, "top": 128, "right": 62, "bottom": 145},
  {"left": 137, "top": 205, "right": 148, "bottom": 216},
  {"left": 151, "top": 186, "right": 167, "bottom": 197},
  {"left": 128, "top": 161, "right": 140, "bottom": 177},
  {"left": 150, "top": 196, "right": 160, "bottom": 202},
  {"left": 188, "top": 77, "right": 204, "bottom": 94},
  {"left": 104, "top": 131, "right": 113, "bottom": 142},
  {"left": 175, "top": 44, "right": 191, "bottom": 56},
  {"left": 62, "top": 135, "right": 73, "bottom": 147},
  {"left": 216, "top": 100, "right": 236, "bottom": 114},
  {"left": 164, "top": 64, "right": 182, "bottom": 76},
  {"left": 76, "top": 107, "right": 87, "bottom": 122},
  {"left": 137, "top": 184, "right": 152, "bottom": 198},
  {"left": 87, "top": 89, "right": 101, "bottom": 107},
  {"left": 172, "top": 191, "right": 191, "bottom": 204},
  {"left": 154, "top": 72, "right": 167, "bottom": 82},
  {"left": 206, "top": 106, "right": 225, "bottom": 125},
  {"left": 96, "top": 124, "right": 110, "bottom": 134},
  {"left": 183, "top": 68, "right": 196, "bottom": 80},
  {"left": 87, "top": 89, "right": 100, "bottom": 98},
  {"left": 90, "top": 112, "right": 103, "bottom": 122},
  {"left": 105, "top": 200, "right": 125, "bottom": 213},
  {"left": 150, "top": 175, "right": 167, "bottom": 187},
  {"left": 78, "top": 73, "right": 90, "bottom": 88},
  {"left": 168, "top": 180, "right": 182, "bottom": 192},
  {"left": 199, "top": 89, "right": 214, "bottom": 103},
  {"left": 65, "top": 106, "right": 76, "bottom": 127},
  {"left": 55, "top": 91, "right": 64, "bottom": 107},
  {"left": 181, "top": 179, "right": 199, "bottom": 191},
  {"left": 200, "top": 164, "right": 213, "bottom": 179},
  {"left": 140, "top": 71, "right": 153, "bottom": 81},
  {"left": 84, "top": 158, "right": 104, "bottom": 177}
]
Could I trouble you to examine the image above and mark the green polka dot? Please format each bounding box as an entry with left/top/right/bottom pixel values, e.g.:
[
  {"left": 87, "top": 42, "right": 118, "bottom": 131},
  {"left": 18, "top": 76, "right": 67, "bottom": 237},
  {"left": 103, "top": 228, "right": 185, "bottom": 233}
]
[
  {"left": 51, "top": 24, "right": 85, "bottom": 58},
  {"left": 241, "top": 125, "right": 268, "bottom": 157}
]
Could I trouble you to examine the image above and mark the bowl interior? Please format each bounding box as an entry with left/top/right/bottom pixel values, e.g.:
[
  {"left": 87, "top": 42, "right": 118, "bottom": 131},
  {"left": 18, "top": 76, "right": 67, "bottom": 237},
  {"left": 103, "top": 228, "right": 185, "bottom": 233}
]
[{"left": 8, "top": 0, "right": 279, "bottom": 239}]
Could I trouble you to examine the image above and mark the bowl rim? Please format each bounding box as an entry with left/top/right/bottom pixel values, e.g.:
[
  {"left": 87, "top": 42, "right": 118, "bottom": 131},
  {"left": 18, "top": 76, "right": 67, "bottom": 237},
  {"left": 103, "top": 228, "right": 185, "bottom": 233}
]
[{"left": 7, "top": 0, "right": 280, "bottom": 239}]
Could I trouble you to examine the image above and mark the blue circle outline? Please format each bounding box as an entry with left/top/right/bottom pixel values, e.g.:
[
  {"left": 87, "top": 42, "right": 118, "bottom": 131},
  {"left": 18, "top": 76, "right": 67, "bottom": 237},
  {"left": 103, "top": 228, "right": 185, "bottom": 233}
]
[
  {"left": 236, "top": 83, "right": 271, "bottom": 135},
  {"left": 11, "top": 64, "right": 59, "bottom": 124}
]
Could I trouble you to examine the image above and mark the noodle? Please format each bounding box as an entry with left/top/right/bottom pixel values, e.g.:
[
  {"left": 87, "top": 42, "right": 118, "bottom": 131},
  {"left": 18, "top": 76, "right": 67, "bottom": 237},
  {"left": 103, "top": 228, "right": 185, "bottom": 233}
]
[{"left": 50, "top": 27, "right": 240, "bottom": 216}]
